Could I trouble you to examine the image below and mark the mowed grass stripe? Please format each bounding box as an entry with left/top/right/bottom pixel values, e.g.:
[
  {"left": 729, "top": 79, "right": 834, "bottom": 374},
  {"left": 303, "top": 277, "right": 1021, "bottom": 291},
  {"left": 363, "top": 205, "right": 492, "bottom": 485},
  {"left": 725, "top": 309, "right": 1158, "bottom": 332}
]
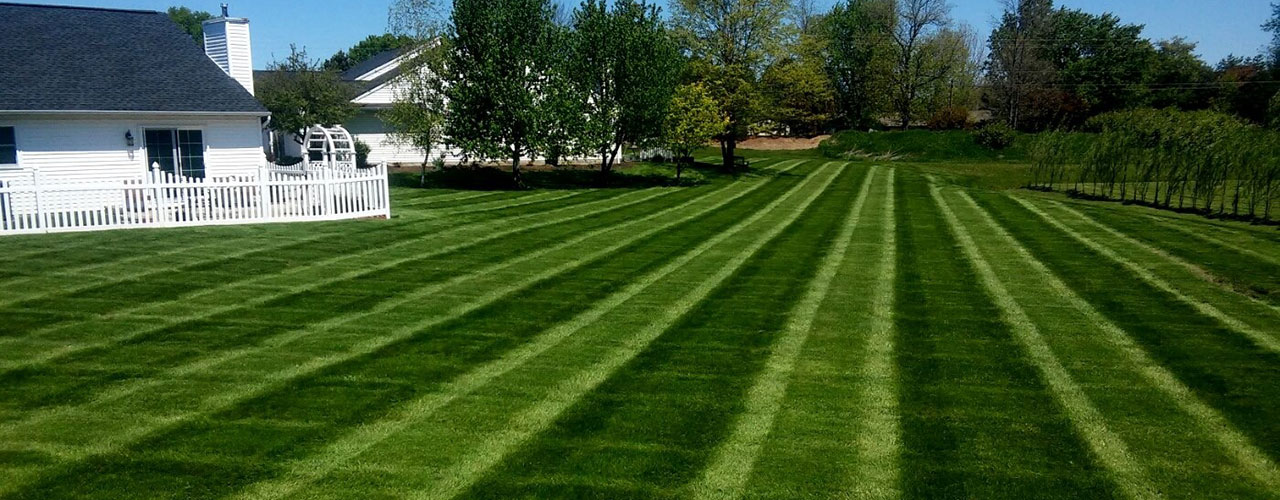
[
  {"left": 971, "top": 193, "right": 1280, "bottom": 487},
  {"left": 0, "top": 162, "right": 818, "bottom": 497},
  {"left": 0, "top": 184, "right": 706, "bottom": 426},
  {"left": 734, "top": 166, "right": 901, "bottom": 500},
  {"left": 851, "top": 167, "right": 900, "bottom": 500},
  {"left": 0, "top": 187, "right": 610, "bottom": 319},
  {"left": 891, "top": 176, "right": 1113, "bottom": 499},
  {"left": 453, "top": 166, "right": 862, "bottom": 499},
  {"left": 0, "top": 187, "right": 653, "bottom": 366},
  {"left": 0, "top": 170, "right": 751, "bottom": 429},
  {"left": 231, "top": 162, "right": 846, "bottom": 500},
  {"left": 1011, "top": 197, "right": 1280, "bottom": 354},
  {"left": 690, "top": 166, "right": 879, "bottom": 500},
  {"left": 1144, "top": 215, "right": 1280, "bottom": 266},
  {"left": 929, "top": 181, "right": 1159, "bottom": 500},
  {"left": 1035, "top": 198, "right": 1280, "bottom": 322}
]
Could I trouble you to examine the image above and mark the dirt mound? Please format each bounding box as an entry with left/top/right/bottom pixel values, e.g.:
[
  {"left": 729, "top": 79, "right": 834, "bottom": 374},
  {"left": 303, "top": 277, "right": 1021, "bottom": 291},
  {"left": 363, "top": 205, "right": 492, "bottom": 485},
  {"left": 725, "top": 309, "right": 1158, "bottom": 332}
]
[{"left": 737, "top": 135, "right": 831, "bottom": 150}]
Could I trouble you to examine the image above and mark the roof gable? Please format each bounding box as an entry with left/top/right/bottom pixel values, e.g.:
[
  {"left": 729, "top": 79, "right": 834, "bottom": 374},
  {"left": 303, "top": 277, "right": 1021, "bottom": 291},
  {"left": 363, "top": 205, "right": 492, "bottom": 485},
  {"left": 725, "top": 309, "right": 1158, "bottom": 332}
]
[
  {"left": 0, "top": 3, "right": 267, "bottom": 114},
  {"left": 340, "top": 49, "right": 408, "bottom": 82}
]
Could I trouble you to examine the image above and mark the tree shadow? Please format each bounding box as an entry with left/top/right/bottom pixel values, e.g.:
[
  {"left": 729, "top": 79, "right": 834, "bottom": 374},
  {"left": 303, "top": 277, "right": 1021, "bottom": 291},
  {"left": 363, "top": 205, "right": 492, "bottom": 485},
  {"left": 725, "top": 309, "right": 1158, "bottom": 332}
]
[{"left": 389, "top": 162, "right": 763, "bottom": 191}]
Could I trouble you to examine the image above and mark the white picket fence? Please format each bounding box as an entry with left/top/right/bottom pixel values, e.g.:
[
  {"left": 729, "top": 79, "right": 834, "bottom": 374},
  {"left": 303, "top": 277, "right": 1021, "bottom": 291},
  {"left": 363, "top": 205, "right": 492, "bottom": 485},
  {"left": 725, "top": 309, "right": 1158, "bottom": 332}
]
[{"left": 0, "top": 163, "right": 391, "bottom": 235}]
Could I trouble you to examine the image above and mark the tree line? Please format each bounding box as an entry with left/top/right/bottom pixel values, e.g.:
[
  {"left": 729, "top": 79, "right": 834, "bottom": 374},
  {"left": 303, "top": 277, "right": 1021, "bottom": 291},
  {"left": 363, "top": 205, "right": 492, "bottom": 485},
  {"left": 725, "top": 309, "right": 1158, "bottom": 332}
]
[
  {"left": 1028, "top": 110, "right": 1279, "bottom": 222},
  {"left": 179, "top": 1, "right": 1280, "bottom": 186}
]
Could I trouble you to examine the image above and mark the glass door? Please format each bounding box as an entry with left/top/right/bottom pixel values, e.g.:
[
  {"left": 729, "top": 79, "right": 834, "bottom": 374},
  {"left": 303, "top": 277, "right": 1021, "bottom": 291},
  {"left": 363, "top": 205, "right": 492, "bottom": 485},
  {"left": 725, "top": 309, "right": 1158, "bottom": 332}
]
[{"left": 145, "top": 129, "right": 205, "bottom": 178}]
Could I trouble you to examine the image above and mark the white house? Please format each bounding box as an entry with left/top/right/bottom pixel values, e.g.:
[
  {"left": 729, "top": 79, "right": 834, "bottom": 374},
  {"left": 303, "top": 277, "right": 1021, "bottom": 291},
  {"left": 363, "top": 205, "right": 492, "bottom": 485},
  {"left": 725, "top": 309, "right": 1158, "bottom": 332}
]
[
  {"left": 257, "top": 49, "right": 460, "bottom": 167},
  {"left": 0, "top": 3, "right": 268, "bottom": 189}
]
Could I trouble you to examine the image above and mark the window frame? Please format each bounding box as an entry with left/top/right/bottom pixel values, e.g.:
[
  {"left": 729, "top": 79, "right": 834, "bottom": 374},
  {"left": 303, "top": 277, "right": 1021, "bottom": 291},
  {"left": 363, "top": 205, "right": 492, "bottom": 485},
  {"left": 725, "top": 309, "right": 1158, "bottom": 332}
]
[
  {"left": 0, "top": 126, "right": 18, "bottom": 170},
  {"left": 142, "top": 127, "right": 206, "bottom": 179}
]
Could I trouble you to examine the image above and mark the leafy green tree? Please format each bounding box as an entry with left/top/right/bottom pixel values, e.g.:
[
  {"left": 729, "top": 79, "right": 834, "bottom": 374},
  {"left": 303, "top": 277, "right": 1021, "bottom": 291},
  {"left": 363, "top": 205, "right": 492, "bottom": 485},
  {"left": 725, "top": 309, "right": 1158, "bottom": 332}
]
[
  {"left": 670, "top": 0, "right": 789, "bottom": 169},
  {"left": 885, "top": 0, "right": 970, "bottom": 130},
  {"left": 570, "top": 0, "right": 682, "bottom": 177},
  {"left": 985, "top": 0, "right": 1054, "bottom": 130},
  {"left": 665, "top": 83, "right": 727, "bottom": 181},
  {"left": 1214, "top": 55, "right": 1275, "bottom": 124},
  {"left": 382, "top": 41, "right": 449, "bottom": 186},
  {"left": 323, "top": 34, "right": 416, "bottom": 73},
  {"left": 1044, "top": 9, "right": 1154, "bottom": 123},
  {"left": 824, "top": 0, "right": 894, "bottom": 129},
  {"left": 444, "top": 0, "right": 558, "bottom": 187},
  {"left": 538, "top": 22, "right": 588, "bottom": 168},
  {"left": 760, "top": 57, "right": 836, "bottom": 135},
  {"left": 257, "top": 46, "right": 358, "bottom": 149},
  {"left": 1271, "top": 91, "right": 1280, "bottom": 130},
  {"left": 1148, "top": 38, "right": 1216, "bottom": 111},
  {"left": 1265, "top": 2, "right": 1280, "bottom": 68},
  {"left": 167, "top": 6, "right": 212, "bottom": 45}
]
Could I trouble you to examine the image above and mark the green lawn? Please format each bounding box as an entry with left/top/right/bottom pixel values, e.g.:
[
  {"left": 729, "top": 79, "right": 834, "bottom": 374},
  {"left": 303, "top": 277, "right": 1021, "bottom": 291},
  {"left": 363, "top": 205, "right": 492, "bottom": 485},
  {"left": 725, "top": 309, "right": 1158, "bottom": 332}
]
[{"left": 0, "top": 153, "right": 1277, "bottom": 499}]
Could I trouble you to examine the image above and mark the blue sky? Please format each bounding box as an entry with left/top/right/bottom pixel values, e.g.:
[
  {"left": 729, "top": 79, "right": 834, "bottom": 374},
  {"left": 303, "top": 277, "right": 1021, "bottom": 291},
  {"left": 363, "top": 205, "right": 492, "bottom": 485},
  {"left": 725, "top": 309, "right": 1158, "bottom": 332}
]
[{"left": 13, "top": 0, "right": 1276, "bottom": 68}]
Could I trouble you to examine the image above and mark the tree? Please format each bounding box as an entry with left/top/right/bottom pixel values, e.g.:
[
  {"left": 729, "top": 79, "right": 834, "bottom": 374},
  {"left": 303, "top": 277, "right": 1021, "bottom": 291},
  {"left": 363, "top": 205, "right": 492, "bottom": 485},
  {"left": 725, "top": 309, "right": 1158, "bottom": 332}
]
[
  {"left": 256, "top": 46, "right": 358, "bottom": 150},
  {"left": 1044, "top": 10, "right": 1154, "bottom": 124},
  {"left": 167, "top": 6, "right": 212, "bottom": 45},
  {"left": 886, "top": 0, "right": 968, "bottom": 130},
  {"left": 984, "top": 0, "right": 1053, "bottom": 129},
  {"left": 382, "top": 42, "right": 449, "bottom": 186},
  {"left": 1265, "top": 2, "right": 1280, "bottom": 68},
  {"left": 444, "top": 0, "right": 558, "bottom": 187},
  {"left": 1148, "top": 38, "right": 1216, "bottom": 110},
  {"left": 665, "top": 84, "right": 727, "bottom": 181},
  {"left": 571, "top": 0, "right": 682, "bottom": 178},
  {"left": 670, "top": 0, "right": 789, "bottom": 169},
  {"left": 323, "top": 34, "right": 416, "bottom": 73},
  {"left": 824, "top": 0, "right": 894, "bottom": 129},
  {"left": 760, "top": 57, "right": 836, "bottom": 135}
]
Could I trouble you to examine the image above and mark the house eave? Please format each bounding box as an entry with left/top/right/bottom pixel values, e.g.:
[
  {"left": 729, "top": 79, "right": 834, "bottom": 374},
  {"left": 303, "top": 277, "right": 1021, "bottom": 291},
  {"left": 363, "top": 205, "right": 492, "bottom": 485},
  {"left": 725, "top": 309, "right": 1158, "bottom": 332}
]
[{"left": 0, "top": 109, "right": 271, "bottom": 117}]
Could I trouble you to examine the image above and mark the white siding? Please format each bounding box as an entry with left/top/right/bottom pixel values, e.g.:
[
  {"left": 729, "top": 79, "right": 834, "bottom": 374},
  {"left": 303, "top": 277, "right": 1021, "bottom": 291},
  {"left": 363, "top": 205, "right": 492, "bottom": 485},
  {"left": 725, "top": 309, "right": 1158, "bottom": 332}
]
[
  {"left": 352, "top": 79, "right": 411, "bottom": 107},
  {"left": 1, "top": 114, "right": 265, "bottom": 180},
  {"left": 345, "top": 110, "right": 459, "bottom": 166},
  {"left": 203, "top": 19, "right": 255, "bottom": 95},
  {"left": 0, "top": 114, "right": 265, "bottom": 214}
]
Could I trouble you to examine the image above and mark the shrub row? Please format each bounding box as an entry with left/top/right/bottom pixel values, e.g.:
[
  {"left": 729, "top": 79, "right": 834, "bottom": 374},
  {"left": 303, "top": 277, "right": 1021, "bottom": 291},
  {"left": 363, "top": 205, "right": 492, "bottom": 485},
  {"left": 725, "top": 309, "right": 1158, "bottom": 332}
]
[{"left": 1029, "top": 109, "right": 1280, "bottom": 222}]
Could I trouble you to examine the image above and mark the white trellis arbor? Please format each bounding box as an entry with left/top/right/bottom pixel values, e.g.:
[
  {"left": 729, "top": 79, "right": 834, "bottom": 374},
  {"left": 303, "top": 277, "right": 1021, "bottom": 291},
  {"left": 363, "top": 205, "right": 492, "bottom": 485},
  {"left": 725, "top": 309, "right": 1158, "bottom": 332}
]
[{"left": 304, "top": 125, "right": 358, "bottom": 170}]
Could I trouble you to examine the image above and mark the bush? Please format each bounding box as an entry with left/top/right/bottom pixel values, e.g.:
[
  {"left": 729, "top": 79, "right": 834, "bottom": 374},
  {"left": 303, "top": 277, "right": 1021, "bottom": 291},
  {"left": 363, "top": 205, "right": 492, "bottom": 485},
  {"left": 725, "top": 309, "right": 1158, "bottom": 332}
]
[
  {"left": 354, "top": 139, "right": 372, "bottom": 168},
  {"left": 974, "top": 123, "right": 1016, "bottom": 150},
  {"left": 927, "top": 106, "right": 972, "bottom": 130}
]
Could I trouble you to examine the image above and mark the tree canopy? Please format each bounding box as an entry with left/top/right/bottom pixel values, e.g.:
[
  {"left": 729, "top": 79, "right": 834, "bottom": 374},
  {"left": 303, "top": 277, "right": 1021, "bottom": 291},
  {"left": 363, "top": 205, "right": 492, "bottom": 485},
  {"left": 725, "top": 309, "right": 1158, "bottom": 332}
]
[
  {"left": 323, "top": 34, "right": 417, "bottom": 73},
  {"left": 166, "top": 6, "right": 212, "bottom": 45},
  {"left": 257, "top": 46, "right": 358, "bottom": 142}
]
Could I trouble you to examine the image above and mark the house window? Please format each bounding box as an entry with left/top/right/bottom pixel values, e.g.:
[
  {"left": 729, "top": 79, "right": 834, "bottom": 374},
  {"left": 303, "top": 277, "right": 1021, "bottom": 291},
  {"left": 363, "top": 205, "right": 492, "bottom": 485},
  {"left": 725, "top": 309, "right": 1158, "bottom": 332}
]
[
  {"left": 145, "top": 129, "right": 205, "bottom": 178},
  {"left": 0, "top": 127, "right": 16, "bottom": 167}
]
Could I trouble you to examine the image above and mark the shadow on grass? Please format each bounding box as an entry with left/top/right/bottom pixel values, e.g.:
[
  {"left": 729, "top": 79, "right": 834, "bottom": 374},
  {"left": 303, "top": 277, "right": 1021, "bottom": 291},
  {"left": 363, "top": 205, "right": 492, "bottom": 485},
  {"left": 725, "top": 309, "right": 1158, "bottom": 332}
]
[{"left": 390, "top": 161, "right": 783, "bottom": 191}]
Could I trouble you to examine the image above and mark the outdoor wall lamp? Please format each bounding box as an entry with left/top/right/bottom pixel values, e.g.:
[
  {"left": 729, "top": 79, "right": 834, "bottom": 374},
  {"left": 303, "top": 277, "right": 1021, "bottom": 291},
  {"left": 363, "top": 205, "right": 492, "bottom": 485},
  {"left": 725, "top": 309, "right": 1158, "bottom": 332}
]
[{"left": 125, "top": 130, "right": 135, "bottom": 147}]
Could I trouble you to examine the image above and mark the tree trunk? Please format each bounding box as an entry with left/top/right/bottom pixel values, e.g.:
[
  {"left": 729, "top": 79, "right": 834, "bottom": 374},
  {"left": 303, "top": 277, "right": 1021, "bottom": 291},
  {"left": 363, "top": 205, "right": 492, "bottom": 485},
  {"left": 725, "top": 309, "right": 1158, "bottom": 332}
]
[
  {"left": 511, "top": 150, "right": 525, "bottom": 189},
  {"left": 721, "top": 137, "right": 737, "bottom": 172},
  {"left": 420, "top": 154, "right": 430, "bottom": 188}
]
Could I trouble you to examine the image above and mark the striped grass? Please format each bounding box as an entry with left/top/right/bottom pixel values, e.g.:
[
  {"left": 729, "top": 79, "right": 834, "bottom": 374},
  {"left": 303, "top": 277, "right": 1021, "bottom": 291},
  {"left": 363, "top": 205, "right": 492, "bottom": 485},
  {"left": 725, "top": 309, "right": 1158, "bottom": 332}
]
[
  {"left": 969, "top": 192, "right": 1280, "bottom": 492},
  {"left": 928, "top": 179, "right": 1160, "bottom": 500},
  {"left": 690, "top": 166, "right": 879, "bottom": 499},
  {"left": 0, "top": 187, "right": 655, "bottom": 366},
  {"left": 1009, "top": 196, "right": 1280, "bottom": 354},
  {"left": 232, "top": 163, "right": 847, "bottom": 500},
  {"left": 0, "top": 162, "right": 817, "bottom": 497},
  {"left": 449, "top": 165, "right": 863, "bottom": 499}
]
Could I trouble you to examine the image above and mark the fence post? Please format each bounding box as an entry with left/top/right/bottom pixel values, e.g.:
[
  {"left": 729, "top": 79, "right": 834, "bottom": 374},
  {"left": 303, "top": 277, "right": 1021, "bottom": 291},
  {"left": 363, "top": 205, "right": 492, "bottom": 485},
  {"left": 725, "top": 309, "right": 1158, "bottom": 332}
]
[
  {"left": 31, "top": 166, "right": 48, "bottom": 232},
  {"left": 322, "top": 167, "right": 335, "bottom": 217},
  {"left": 150, "top": 163, "right": 168, "bottom": 227},
  {"left": 258, "top": 164, "right": 272, "bottom": 220},
  {"left": 379, "top": 162, "right": 391, "bottom": 219}
]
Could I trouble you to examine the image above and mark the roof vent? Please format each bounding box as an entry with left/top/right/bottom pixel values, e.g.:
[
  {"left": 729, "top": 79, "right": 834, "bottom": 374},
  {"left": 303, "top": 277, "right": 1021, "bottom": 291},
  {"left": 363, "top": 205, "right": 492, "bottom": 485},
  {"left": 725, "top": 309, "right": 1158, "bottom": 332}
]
[{"left": 221, "top": 3, "right": 229, "bottom": 17}]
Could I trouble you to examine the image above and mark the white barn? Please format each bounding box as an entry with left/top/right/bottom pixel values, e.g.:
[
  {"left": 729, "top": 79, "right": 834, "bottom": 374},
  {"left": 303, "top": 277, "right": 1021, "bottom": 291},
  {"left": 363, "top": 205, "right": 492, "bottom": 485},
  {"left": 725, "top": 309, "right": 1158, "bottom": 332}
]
[{"left": 0, "top": 3, "right": 268, "bottom": 190}]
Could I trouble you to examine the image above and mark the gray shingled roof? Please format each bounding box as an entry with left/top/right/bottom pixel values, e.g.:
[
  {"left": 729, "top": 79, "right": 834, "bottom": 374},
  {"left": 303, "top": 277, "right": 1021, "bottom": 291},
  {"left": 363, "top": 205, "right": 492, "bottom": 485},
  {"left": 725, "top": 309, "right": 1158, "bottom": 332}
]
[
  {"left": 0, "top": 3, "right": 267, "bottom": 114},
  {"left": 340, "top": 49, "right": 407, "bottom": 82}
]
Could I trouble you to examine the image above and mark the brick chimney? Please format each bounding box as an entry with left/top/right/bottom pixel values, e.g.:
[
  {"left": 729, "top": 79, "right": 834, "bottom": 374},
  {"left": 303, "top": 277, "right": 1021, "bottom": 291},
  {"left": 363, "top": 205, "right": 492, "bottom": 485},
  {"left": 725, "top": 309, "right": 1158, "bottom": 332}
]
[{"left": 203, "top": 4, "right": 255, "bottom": 95}]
